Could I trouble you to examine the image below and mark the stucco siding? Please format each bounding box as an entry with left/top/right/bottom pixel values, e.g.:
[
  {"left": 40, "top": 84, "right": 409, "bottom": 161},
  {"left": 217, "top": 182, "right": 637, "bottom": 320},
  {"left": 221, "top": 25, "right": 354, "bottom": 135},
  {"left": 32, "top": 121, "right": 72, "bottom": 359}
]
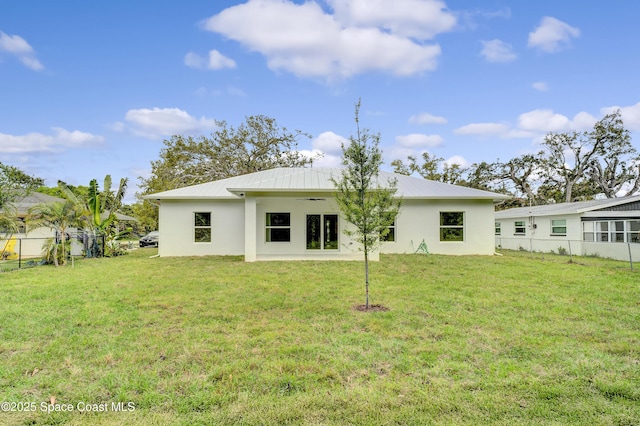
[
  {"left": 158, "top": 199, "right": 244, "bottom": 257},
  {"left": 254, "top": 196, "right": 365, "bottom": 261},
  {"left": 381, "top": 199, "right": 496, "bottom": 255}
]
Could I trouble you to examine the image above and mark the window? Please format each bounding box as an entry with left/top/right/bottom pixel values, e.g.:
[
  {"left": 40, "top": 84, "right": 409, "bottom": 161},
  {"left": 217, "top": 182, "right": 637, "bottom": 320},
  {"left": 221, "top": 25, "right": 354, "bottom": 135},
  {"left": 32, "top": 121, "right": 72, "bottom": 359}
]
[
  {"left": 551, "top": 219, "right": 567, "bottom": 236},
  {"left": 595, "top": 221, "right": 609, "bottom": 242},
  {"left": 381, "top": 220, "right": 396, "bottom": 242},
  {"left": 628, "top": 220, "right": 640, "bottom": 243},
  {"left": 440, "top": 212, "right": 464, "bottom": 242},
  {"left": 495, "top": 222, "right": 501, "bottom": 235},
  {"left": 583, "top": 222, "right": 594, "bottom": 242},
  {"left": 306, "top": 214, "right": 338, "bottom": 250},
  {"left": 194, "top": 212, "right": 211, "bottom": 243},
  {"left": 514, "top": 221, "right": 526, "bottom": 235},
  {"left": 266, "top": 213, "right": 290, "bottom": 242},
  {"left": 584, "top": 219, "right": 640, "bottom": 244}
]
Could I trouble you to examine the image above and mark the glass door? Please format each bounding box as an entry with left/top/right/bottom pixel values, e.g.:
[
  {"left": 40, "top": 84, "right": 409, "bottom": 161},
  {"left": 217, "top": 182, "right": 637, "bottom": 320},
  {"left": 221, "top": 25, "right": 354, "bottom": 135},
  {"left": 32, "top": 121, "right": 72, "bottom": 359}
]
[{"left": 306, "top": 214, "right": 338, "bottom": 250}]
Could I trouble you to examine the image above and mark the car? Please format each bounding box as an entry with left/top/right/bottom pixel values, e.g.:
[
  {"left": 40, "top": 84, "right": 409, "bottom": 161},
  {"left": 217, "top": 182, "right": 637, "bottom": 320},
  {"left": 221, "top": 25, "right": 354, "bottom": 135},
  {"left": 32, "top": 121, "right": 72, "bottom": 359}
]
[{"left": 139, "top": 231, "right": 159, "bottom": 248}]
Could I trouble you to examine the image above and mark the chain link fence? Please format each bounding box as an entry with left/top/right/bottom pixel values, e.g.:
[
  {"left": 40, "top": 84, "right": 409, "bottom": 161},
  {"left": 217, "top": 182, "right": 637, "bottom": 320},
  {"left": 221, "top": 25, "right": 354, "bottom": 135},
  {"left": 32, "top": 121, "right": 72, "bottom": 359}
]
[
  {"left": 496, "top": 236, "right": 639, "bottom": 270},
  {"left": 0, "top": 233, "right": 105, "bottom": 272}
]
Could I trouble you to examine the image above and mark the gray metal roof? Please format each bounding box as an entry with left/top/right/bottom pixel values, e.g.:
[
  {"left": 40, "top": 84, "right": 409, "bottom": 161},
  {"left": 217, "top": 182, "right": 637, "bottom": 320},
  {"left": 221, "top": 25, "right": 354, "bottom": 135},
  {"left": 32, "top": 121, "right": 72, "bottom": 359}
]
[
  {"left": 495, "top": 195, "right": 640, "bottom": 218},
  {"left": 147, "top": 167, "right": 510, "bottom": 201},
  {"left": 13, "top": 193, "right": 66, "bottom": 216}
]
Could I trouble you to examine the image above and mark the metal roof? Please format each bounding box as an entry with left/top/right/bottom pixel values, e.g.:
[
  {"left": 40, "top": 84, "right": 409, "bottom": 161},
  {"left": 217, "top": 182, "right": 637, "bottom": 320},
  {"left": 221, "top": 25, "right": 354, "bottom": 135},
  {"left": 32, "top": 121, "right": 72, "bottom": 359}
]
[
  {"left": 13, "top": 193, "right": 66, "bottom": 216},
  {"left": 495, "top": 195, "right": 640, "bottom": 218},
  {"left": 147, "top": 167, "right": 510, "bottom": 201}
]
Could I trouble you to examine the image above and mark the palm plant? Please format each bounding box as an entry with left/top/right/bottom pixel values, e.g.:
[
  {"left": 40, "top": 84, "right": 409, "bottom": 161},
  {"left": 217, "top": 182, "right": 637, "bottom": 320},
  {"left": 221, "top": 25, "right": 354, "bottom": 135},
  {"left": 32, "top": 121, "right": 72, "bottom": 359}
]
[
  {"left": 27, "top": 200, "right": 84, "bottom": 266},
  {"left": 58, "top": 175, "right": 130, "bottom": 257}
]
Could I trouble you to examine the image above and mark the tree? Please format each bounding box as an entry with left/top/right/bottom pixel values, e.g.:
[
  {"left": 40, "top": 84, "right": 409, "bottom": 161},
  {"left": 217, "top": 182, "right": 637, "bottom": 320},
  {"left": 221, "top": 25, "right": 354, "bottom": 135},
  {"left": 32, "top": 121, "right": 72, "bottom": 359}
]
[
  {"left": 138, "top": 115, "right": 318, "bottom": 228},
  {"left": 331, "top": 100, "right": 401, "bottom": 310},
  {"left": 27, "top": 200, "right": 84, "bottom": 266},
  {"left": 0, "top": 162, "right": 44, "bottom": 209},
  {"left": 587, "top": 110, "right": 640, "bottom": 198},
  {"left": 496, "top": 153, "right": 544, "bottom": 204},
  {"left": 391, "top": 152, "right": 466, "bottom": 185},
  {"left": 59, "top": 175, "right": 130, "bottom": 257}
]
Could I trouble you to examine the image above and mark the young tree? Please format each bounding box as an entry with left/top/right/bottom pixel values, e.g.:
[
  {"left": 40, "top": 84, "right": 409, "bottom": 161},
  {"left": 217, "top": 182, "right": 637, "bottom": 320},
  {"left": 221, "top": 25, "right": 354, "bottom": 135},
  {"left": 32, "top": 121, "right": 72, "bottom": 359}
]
[{"left": 331, "top": 100, "right": 401, "bottom": 310}]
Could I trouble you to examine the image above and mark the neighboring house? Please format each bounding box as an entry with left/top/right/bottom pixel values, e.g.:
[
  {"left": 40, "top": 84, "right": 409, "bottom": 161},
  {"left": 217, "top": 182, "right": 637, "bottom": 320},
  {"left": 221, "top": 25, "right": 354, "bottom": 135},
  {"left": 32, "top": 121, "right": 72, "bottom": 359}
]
[
  {"left": 146, "top": 167, "right": 509, "bottom": 261},
  {"left": 495, "top": 195, "right": 640, "bottom": 261},
  {"left": 1, "top": 193, "right": 66, "bottom": 259}
]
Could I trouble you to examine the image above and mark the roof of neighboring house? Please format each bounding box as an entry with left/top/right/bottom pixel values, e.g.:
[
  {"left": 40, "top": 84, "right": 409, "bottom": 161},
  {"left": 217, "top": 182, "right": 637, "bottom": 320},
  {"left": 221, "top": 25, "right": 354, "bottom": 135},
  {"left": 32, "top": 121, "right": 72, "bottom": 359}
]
[
  {"left": 12, "top": 193, "right": 138, "bottom": 221},
  {"left": 13, "top": 192, "right": 66, "bottom": 216},
  {"left": 146, "top": 167, "right": 511, "bottom": 201},
  {"left": 495, "top": 195, "right": 640, "bottom": 219}
]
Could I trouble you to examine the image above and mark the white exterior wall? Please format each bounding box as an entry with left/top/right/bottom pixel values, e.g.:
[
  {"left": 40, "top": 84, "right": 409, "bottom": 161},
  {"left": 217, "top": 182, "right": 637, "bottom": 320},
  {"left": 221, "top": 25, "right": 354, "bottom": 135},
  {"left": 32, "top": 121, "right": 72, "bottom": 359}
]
[
  {"left": 381, "top": 199, "right": 497, "bottom": 255},
  {"left": 495, "top": 214, "right": 640, "bottom": 261},
  {"left": 157, "top": 196, "right": 499, "bottom": 259},
  {"left": 255, "top": 196, "right": 366, "bottom": 261},
  {"left": 495, "top": 214, "right": 583, "bottom": 254},
  {"left": 582, "top": 241, "right": 640, "bottom": 261},
  {"left": 1, "top": 226, "right": 55, "bottom": 259},
  {"left": 158, "top": 199, "right": 245, "bottom": 257}
]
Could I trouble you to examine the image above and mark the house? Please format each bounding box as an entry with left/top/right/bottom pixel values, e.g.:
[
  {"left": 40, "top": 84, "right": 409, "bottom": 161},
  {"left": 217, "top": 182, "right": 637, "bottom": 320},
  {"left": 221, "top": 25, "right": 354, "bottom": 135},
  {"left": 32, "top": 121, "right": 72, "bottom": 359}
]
[
  {"left": 1, "top": 192, "right": 65, "bottom": 259},
  {"left": 495, "top": 195, "right": 640, "bottom": 261},
  {"left": 146, "top": 167, "right": 509, "bottom": 261}
]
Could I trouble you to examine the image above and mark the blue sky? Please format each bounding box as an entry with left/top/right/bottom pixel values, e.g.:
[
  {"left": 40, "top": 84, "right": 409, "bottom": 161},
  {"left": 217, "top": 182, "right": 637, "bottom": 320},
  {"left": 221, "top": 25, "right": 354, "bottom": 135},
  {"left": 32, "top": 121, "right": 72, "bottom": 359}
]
[{"left": 2, "top": 0, "right": 640, "bottom": 202}]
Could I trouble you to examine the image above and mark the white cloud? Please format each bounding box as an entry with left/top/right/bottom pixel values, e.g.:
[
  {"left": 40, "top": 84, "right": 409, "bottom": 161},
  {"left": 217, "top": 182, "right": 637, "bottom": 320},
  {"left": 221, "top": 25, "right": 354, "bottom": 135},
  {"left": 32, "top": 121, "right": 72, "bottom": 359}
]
[
  {"left": 445, "top": 155, "right": 469, "bottom": 167},
  {"left": 300, "top": 131, "right": 348, "bottom": 167},
  {"left": 480, "top": 39, "right": 517, "bottom": 63},
  {"left": 454, "top": 122, "right": 510, "bottom": 136},
  {"left": 185, "top": 50, "right": 236, "bottom": 70},
  {"left": 0, "top": 128, "right": 103, "bottom": 154},
  {"left": 326, "top": 0, "right": 456, "bottom": 39},
  {"left": 204, "top": 0, "right": 451, "bottom": 81},
  {"left": 532, "top": 81, "right": 549, "bottom": 92},
  {"left": 312, "top": 131, "right": 347, "bottom": 154},
  {"left": 408, "top": 112, "right": 447, "bottom": 125},
  {"left": 601, "top": 102, "right": 640, "bottom": 131},
  {"left": 116, "top": 107, "right": 218, "bottom": 139},
  {"left": 0, "top": 31, "right": 43, "bottom": 70},
  {"left": 517, "top": 109, "right": 595, "bottom": 133},
  {"left": 396, "top": 133, "right": 444, "bottom": 148},
  {"left": 528, "top": 16, "right": 580, "bottom": 53},
  {"left": 208, "top": 50, "right": 236, "bottom": 69}
]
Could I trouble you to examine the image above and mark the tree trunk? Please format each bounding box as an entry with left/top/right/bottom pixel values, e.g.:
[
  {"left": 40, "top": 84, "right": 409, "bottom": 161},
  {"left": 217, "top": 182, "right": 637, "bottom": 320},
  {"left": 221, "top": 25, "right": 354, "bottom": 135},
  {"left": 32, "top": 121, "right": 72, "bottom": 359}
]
[{"left": 364, "top": 250, "right": 369, "bottom": 310}]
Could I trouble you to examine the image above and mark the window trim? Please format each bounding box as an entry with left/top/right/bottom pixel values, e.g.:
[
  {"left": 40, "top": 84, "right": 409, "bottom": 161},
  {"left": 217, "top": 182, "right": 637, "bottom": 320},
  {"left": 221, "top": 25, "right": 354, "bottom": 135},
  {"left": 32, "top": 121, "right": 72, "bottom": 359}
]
[
  {"left": 265, "top": 212, "right": 291, "bottom": 243},
  {"left": 550, "top": 219, "right": 567, "bottom": 236},
  {"left": 439, "top": 211, "right": 464, "bottom": 242},
  {"left": 306, "top": 213, "right": 339, "bottom": 250},
  {"left": 381, "top": 220, "right": 396, "bottom": 242},
  {"left": 194, "top": 211, "right": 212, "bottom": 243},
  {"left": 514, "top": 220, "right": 526, "bottom": 235}
]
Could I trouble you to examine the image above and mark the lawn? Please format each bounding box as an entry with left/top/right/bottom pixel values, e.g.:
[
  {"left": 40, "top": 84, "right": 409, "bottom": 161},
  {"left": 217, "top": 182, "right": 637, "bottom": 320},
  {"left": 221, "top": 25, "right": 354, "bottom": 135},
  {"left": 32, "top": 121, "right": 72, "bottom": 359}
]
[{"left": 0, "top": 250, "right": 638, "bottom": 425}]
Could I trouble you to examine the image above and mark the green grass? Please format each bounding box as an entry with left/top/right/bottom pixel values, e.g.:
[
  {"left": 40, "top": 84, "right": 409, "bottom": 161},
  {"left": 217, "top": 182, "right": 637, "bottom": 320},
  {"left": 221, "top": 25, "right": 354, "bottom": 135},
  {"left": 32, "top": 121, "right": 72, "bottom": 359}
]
[{"left": 0, "top": 250, "right": 638, "bottom": 425}]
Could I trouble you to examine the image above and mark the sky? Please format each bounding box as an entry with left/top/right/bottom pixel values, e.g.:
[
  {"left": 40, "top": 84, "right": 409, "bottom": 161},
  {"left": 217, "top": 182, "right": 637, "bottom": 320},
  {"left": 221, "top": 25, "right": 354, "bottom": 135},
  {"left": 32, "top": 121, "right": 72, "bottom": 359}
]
[{"left": 2, "top": 0, "right": 640, "bottom": 202}]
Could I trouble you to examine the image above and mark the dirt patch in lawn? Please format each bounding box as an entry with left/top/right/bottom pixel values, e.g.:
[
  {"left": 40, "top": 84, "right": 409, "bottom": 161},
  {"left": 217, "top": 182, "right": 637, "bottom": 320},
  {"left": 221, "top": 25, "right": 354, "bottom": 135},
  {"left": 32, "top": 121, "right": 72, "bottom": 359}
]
[{"left": 353, "top": 304, "right": 390, "bottom": 312}]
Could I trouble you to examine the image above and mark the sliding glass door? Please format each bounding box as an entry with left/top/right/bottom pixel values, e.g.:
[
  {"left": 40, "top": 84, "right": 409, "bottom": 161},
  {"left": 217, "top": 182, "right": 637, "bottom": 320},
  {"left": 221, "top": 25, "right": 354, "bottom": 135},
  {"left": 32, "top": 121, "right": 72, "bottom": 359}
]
[{"left": 306, "top": 214, "right": 338, "bottom": 250}]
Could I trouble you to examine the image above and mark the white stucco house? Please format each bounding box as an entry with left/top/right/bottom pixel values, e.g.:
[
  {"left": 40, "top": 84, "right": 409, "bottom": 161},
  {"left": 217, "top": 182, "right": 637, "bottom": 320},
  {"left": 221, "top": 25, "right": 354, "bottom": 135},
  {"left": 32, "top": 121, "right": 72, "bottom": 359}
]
[
  {"left": 495, "top": 195, "right": 640, "bottom": 261},
  {"left": 146, "top": 167, "right": 509, "bottom": 261}
]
